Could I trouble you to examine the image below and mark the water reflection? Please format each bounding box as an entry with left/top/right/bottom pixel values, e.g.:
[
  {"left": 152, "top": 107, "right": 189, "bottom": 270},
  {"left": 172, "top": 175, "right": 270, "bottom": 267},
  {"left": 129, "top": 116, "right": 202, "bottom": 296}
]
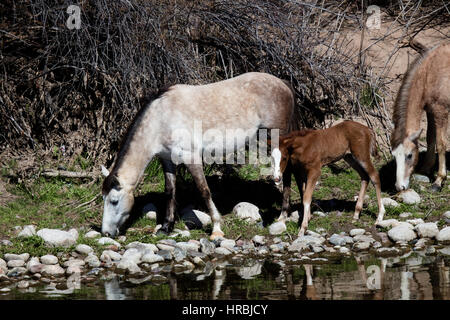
[{"left": 1, "top": 251, "right": 449, "bottom": 300}]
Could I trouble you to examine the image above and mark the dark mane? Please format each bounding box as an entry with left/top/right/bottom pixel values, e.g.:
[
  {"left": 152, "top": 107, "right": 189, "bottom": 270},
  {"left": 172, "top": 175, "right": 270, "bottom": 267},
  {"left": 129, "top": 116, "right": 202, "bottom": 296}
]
[{"left": 102, "top": 86, "right": 172, "bottom": 193}]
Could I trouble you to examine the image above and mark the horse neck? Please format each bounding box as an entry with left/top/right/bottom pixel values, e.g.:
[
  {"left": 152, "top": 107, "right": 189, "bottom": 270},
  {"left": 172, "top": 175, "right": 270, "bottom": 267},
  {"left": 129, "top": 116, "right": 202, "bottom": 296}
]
[
  {"left": 404, "top": 83, "right": 425, "bottom": 135},
  {"left": 114, "top": 112, "right": 160, "bottom": 190},
  {"left": 393, "top": 66, "right": 426, "bottom": 144}
]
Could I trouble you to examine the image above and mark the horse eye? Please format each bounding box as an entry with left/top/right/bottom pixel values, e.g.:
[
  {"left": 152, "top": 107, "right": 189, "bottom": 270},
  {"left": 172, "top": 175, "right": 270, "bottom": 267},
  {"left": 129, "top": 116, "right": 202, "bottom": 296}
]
[
  {"left": 110, "top": 200, "right": 118, "bottom": 206},
  {"left": 406, "top": 153, "right": 413, "bottom": 160}
]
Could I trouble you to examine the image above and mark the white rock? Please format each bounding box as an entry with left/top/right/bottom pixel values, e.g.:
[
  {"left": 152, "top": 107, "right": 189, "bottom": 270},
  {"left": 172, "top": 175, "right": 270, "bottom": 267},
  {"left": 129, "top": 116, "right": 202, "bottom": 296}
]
[
  {"left": 438, "top": 247, "right": 450, "bottom": 256},
  {"left": 142, "top": 203, "right": 157, "bottom": 220},
  {"left": 26, "top": 257, "right": 40, "bottom": 272},
  {"left": 353, "top": 242, "right": 371, "bottom": 251},
  {"left": 220, "top": 239, "right": 236, "bottom": 250},
  {"left": 376, "top": 219, "right": 400, "bottom": 229},
  {"left": 232, "top": 202, "right": 261, "bottom": 223},
  {"left": 37, "top": 228, "right": 78, "bottom": 247},
  {"left": 7, "top": 260, "right": 25, "bottom": 268},
  {"left": 399, "top": 212, "right": 412, "bottom": 219},
  {"left": 76, "top": 244, "right": 94, "bottom": 255},
  {"left": 41, "top": 264, "right": 65, "bottom": 276},
  {"left": 388, "top": 225, "right": 417, "bottom": 242},
  {"left": 84, "top": 230, "right": 101, "bottom": 239},
  {"left": 269, "top": 221, "right": 286, "bottom": 235},
  {"left": 0, "top": 258, "right": 7, "bottom": 271},
  {"left": 176, "top": 242, "right": 199, "bottom": 252},
  {"left": 350, "top": 229, "right": 366, "bottom": 237},
  {"left": 97, "top": 237, "right": 121, "bottom": 248},
  {"left": 443, "top": 211, "right": 450, "bottom": 223},
  {"left": 84, "top": 254, "right": 101, "bottom": 268},
  {"left": 313, "top": 211, "right": 326, "bottom": 217},
  {"left": 66, "top": 265, "right": 82, "bottom": 275},
  {"left": 100, "top": 250, "right": 122, "bottom": 262},
  {"left": 436, "top": 227, "right": 450, "bottom": 242},
  {"left": 125, "top": 241, "right": 158, "bottom": 253},
  {"left": 63, "top": 259, "right": 85, "bottom": 268},
  {"left": 180, "top": 207, "right": 212, "bottom": 229},
  {"left": 116, "top": 259, "right": 141, "bottom": 274},
  {"left": 339, "top": 247, "right": 350, "bottom": 254},
  {"left": 4, "top": 253, "right": 29, "bottom": 262},
  {"left": 415, "top": 222, "right": 439, "bottom": 238},
  {"left": 122, "top": 248, "right": 142, "bottom": 264},
  {"left": 40, "top": 255, "right": 58, "bottom": 265},
  {"left": 252, "top": 235, "right": 266, "bottom": 245},
  {"left": 141, "top": 252, "right": 164, "bottom": 263},
  {"left": 398, "top": 189, "right": 421, "bottom": 204},
  {"left": 18, "top": 225, "right": 36, "bottom": 237},
  {"left": 215, "top": 247, "right": 232, "bottom": 255},
  {"left": 287, "top": 211, "right": 299, "bottom": 223},
  {"left": 381, "top": 198, "right": 400, "bottom": 208},
  {"left": 412, "top": 174, "right": 430, "bottom": 183}
]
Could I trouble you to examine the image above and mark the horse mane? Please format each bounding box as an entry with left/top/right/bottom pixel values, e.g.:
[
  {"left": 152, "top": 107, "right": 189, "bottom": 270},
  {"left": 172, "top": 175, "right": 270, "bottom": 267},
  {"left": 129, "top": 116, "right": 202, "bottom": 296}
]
[
  {"left": 102, "top": 86, "right": 172, "bottom": 193},
  {"left": 391, "top": 44, "right": 439, "bottom": 148}
]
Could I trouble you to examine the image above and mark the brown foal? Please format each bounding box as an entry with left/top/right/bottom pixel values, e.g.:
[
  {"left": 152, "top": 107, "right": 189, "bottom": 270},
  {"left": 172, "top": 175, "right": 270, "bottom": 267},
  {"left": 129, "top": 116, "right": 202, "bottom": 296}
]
[{"left": 271, "top": 121, "right": 385, "bottom": 236}]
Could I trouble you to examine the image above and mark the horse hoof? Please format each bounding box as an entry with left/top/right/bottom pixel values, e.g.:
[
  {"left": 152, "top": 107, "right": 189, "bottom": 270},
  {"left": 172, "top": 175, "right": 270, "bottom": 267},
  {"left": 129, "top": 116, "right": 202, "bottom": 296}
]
[
  {"left": 210, "top": 231, "right": 225, "bottom": 240},
  {"left": 431, "top": 184, "right": 442, "bottom": 192}
]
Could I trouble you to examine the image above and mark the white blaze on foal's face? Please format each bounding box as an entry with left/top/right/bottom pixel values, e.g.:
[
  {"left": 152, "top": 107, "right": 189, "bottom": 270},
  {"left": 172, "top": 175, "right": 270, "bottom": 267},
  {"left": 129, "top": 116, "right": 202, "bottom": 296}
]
[
  {"left": 392, "top": 130, "right": 421, "bottom": 191},
  {"left": 271, "top": 148, "right": 283, "bottom": 185}
]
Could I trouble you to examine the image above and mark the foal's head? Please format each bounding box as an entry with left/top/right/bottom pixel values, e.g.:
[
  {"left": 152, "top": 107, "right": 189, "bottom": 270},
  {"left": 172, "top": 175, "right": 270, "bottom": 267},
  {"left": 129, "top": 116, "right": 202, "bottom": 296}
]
[
  {"left": 100, "top": 166, "right": 134, "bottom": 238},
  {"left": 270, "top": 140, "right": 291, "bottom": 188},
  {"left": 391, "top": 129, "right": 422, "bottom": 191}
]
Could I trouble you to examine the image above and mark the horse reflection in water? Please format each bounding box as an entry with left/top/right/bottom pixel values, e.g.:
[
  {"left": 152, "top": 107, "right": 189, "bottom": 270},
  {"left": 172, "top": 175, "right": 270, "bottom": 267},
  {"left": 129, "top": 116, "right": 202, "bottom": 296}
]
[
  {"left": 99, "top": 255, "right": 450, "bottom": 300},
  {"left": 285, "top": 255, "right": 450, "bottom": 300}
]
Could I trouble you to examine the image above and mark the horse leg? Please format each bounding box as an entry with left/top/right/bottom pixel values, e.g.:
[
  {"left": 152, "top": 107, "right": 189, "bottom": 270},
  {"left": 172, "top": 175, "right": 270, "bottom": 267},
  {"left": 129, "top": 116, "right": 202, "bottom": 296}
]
[
  {"left": 352, "top": 153, "right": 385, "bottom": 224},
  {"left": 160, "top": 159, "right": 177, "bottom": 234},
  {"left": 278, "top": 161, "right": 292, "bottom": 222},
  {"left": 185, "top": 163, "right": 224, "bottom": 240},
  {"left": 432, "top": 107, "right": 448, "bottom": 191},
  {"left": 420, "top": 109, "right": 437, "bottom": 175},
  {"left": 298, "top": 166, "right": 320, "bottom": 237},
  {"left": 344, "top": 154, "right": 370, "bottom": 222}
]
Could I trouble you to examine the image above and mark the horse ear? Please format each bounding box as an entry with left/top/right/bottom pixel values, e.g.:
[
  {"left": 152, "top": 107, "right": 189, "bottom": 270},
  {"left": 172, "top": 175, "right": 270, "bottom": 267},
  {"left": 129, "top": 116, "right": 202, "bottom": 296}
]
[
  {"left": 408, "top": 129, "right": 423, "bottom": 143},
  {"left": 101, "top": 165, "right": 110, "bottom": 177}
]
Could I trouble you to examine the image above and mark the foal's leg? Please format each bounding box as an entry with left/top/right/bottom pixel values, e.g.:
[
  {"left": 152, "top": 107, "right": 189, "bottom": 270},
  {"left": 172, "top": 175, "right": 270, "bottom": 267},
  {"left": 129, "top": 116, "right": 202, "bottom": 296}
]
[
  {"left": 351, "top": 152, "right": 385, "bottom": 224},
  {"left": 278, "top": 161, "right": 292, "bottom": 222},
  {"left": 160, "top": 159, "right": 177, "bottom": 234},
  {"left": 432, "top": 106, "right": 448, "bottom": 191},
  {"left": 421, "top": 110, "right": 437, "bottom": 175},
  {"left": 344, "top": 154, "right": 369, "bottom": 221},
  {"left": 299, "top": 165, "right": 321, "bottom": 237},
  {"left": 185, "top": 163, "right": 224, "bottom": 240}
]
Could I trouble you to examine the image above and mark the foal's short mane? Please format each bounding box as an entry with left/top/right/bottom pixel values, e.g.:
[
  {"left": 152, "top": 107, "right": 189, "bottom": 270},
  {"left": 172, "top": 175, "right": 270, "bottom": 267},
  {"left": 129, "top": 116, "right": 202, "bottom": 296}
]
[
  {"left": 102, "top": 86, "right": 171, "bottom": 194},
  {"left": 279, "top": 129, "right": 314, "bottom": 147},
  {"left": 391, "top": 44, "right": 439, "bottom": 149}
]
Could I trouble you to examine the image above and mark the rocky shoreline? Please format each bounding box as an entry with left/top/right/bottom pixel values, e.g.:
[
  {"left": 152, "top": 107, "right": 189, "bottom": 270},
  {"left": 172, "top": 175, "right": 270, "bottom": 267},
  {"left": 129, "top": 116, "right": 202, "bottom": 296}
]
[{"left": 1, "top": 205, "right": 450, "bottom": 294}]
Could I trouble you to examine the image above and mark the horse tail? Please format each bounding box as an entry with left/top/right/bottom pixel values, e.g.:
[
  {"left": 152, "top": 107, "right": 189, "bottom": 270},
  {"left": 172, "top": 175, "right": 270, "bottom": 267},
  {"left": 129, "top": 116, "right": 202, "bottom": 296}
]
[{"left": 282, "top": 79, "right": 302, "bottom": 133}]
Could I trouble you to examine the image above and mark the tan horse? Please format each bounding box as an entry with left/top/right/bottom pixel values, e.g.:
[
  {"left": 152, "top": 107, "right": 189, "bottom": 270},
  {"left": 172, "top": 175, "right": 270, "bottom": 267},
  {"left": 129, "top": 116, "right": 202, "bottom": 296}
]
[
  {"left": 391, "top": 43, "right": 450, "bottom": 192},
  {"left": 271, "top": 121, "right": 385, "bottom": 236},
  {"left": 101, "top": 72, "right": 300, "bottom": 239}
]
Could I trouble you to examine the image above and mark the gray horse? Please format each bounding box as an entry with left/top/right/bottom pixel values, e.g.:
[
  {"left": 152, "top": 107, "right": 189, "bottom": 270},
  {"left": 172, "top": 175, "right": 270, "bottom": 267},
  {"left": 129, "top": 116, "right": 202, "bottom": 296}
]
[{"left": 101, "top": 72, "right": 300, "bottom": 239}]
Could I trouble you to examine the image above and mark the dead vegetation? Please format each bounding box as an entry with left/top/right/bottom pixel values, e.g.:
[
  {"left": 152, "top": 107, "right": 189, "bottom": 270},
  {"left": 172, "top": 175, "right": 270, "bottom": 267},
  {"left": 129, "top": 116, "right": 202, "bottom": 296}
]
[{"left": 0, "top": 0, "right": 449, "bottom": 177}]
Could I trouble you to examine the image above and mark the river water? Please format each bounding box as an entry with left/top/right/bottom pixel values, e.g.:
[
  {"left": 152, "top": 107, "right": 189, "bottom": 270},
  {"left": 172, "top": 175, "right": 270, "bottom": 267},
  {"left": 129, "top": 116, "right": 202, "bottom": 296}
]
[{"left": 1, "top": 249, "right": 449, "bottom": 300}]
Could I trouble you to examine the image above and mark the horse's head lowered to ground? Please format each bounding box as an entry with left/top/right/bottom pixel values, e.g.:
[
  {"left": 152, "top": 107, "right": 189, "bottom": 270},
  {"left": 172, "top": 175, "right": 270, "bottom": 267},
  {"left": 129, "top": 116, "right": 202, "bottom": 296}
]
[
  {"left": 101, "top": 165, "right": 134, "bottom": 238},
  {"left": 391, "top": 129, "right": 422, "bottom": 191}
]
